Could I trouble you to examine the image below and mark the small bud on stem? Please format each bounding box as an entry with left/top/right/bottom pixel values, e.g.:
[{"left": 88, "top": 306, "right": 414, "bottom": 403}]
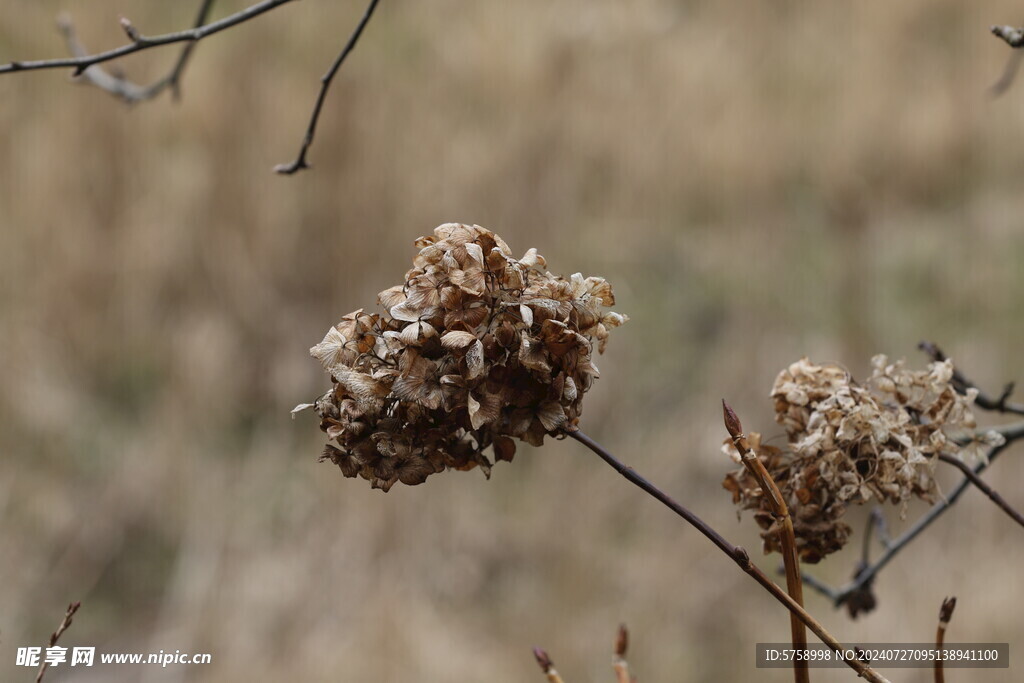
[
  {"left": 939, "top": 596, "right": 957, "bottom": 625},
  {"left": 721, "top": 399, "right": 744, "bottom": 440}
]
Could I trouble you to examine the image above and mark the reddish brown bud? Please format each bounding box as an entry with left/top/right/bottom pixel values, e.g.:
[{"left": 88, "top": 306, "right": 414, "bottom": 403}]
[
  {"left": 533, "top": 646, "right": 554, "bottom": 672},
  {"left": 615, "top": 624, "right": 629, "bottom": 657},
  {"left": 939, "top": 596, "right": 957, "bottom": 624},
  {"left": 722, "top": 399, "right": 743, "bottom": 439}
]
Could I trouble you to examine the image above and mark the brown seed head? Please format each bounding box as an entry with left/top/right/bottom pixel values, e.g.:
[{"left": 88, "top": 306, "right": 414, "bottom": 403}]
[
  {"left": 302, "top": 224, "right": 627, "bottom": 491},
  {"left": 723, "top": 355, "right": 1006, "bottom": 562}
]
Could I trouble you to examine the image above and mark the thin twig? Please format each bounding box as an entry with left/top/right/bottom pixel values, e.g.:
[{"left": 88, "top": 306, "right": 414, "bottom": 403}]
[
  {"left": 0, "top": 0, "right": 295, "bottom": 76},
  {"left": 36, "top": 601, "right": 81, "bottom": 683},
  {"left": 820, "top": 512, "right": 881, "bottom": 618},
  {"left": 797, "top": 571, "right": 839, "bottom": 601},
  {"left": 723, "top": 400, "right": 809, "bottom": 683},
  {"left": 937, "top": 453, "right": 1024, "bottom": 529},
  {"left": 533, "top": 647, "right": 566, "bottom": 683},
  {"left": 165, "top": 0, "right": 218, "bottom": 101},
  {"left": 802, "top": 441, "right": 1011, "bottom": 606},
  {"left": 935, "top": 597, "right": 956, "bottom": 683},
  {"left": 567, "top": 428, "right": 890, "bottom": 683},
  {"left": 613, "top": 624, "right": 635, "bottom": 683},
  {"left": 274, "top": 0, "right": 381, "bottom": 174},
  {"left": 918, "top": 341, "right": 1024, "bottom": 415},
  {"left": 56, "top": 0, "right": 216, "bottom": 103}
]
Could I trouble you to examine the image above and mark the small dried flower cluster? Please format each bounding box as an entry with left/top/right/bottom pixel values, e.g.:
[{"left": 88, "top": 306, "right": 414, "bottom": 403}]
[
  {"left": 724, "top": 355, "right": 1005, "bottom": 562},
  {"left": 301, "top": 223, "right": 626, "bottom": 491}
]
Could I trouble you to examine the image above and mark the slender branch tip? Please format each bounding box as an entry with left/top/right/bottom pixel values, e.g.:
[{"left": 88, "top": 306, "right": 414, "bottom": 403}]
[{"left": 721, "top": 399, "right": 743, "bottom": 439}]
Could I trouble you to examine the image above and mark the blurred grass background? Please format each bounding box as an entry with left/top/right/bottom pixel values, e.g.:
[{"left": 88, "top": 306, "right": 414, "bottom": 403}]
[{"left": 2, "top": 1, "right": 1024, "bottom": 681}]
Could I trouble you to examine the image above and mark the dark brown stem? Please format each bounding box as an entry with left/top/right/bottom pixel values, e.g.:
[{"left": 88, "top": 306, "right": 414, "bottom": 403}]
[
  {"left": 0, "top": 0, "right": 295, "bottom": 76},
  {"left": 937, "top": 453, "right": 1024, "bottom": 529},
  {"left": 36, "top": 602, "right": 80, "bottom": 683},
  {"left": 723, "top": 400, "right": 809, "bottom": 683},
  {"left": 567, "top": 429, "right": 890, "bottom": 683},
  {"left": 274, "top": 0, "right": 381, "bottom": 174}
]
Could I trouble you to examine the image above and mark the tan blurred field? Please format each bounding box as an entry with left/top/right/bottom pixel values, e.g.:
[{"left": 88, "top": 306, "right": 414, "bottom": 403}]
[{"left": 3, "top": 1, "right": 1024, "bottom": 681}]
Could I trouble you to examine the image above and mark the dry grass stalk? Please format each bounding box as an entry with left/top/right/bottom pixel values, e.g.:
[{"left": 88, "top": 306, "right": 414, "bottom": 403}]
[
  {"left": 36, "top": 601, "right": 81, "bottom": 683},
  {"left": 934, "top": 596, "right": 956, "bottom": 683},
  {"left": 723, "top": 400, "right": 809, "bottom": 683}
]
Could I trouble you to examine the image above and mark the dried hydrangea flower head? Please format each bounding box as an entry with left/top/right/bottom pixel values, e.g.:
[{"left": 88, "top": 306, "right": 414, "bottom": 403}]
[
  {"left": 724, "top": 355, "right": 1005, "bottom": 562},
  {"left": 302, "top": 223, "right": 627, "bottom": 491}
]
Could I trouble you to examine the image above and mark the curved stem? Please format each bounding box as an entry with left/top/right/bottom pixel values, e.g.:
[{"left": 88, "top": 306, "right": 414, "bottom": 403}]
[
  {"left": 567, "top": 429, "right": 890, "bottom": 683},
  {"left": 274, "top": 0, "right": 381, "bottom": 174},
  {"left": 723, "top": 400, "right": 809, "bottom": 683},
  {"left": 818, "top": 441, "right": 1011, "bottom": 606}
]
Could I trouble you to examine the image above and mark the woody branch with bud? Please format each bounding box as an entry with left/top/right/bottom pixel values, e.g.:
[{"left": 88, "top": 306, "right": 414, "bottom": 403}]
[{"left": 724, "top": 400, "right": 809, "bottom": 683}]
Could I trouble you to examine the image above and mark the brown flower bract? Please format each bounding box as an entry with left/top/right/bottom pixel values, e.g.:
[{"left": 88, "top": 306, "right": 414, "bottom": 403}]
[
  {"left": 305, "top": 223, "right": 627, "bottom": 491},
  {"left": 724, "top": 356, "right": 1005, "bottom": 562}
]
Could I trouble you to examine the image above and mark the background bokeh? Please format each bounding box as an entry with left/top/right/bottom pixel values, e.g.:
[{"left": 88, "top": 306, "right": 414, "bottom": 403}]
[{"left": 3, "top": 1, "right": 1024, "bottom": 681}]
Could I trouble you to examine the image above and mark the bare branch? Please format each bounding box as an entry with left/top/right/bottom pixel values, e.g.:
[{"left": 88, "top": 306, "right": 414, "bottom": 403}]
[
  {"left": 36, "top": 601, "right": 81, "bottom": 683},
  {"left": 0, "top": 0, "right": 295, "bottom": 76},
  {"left": 275, "top": 0, "right": 381, "bottom": 175},
  {"left": 4, "top": 0, "right": 380, "bottom": 174},
  {"left": 568, "top": 428, "right": 891, "bottom": 683},
  {"left": 802, "top": 440, "right": 1013, "bottom": 607},
  {"left": 937, "top": 453, "right": 1024, "bottom": 529},
  {"left": 56, "top": 0, "right": 216, "bottom": 104}
]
